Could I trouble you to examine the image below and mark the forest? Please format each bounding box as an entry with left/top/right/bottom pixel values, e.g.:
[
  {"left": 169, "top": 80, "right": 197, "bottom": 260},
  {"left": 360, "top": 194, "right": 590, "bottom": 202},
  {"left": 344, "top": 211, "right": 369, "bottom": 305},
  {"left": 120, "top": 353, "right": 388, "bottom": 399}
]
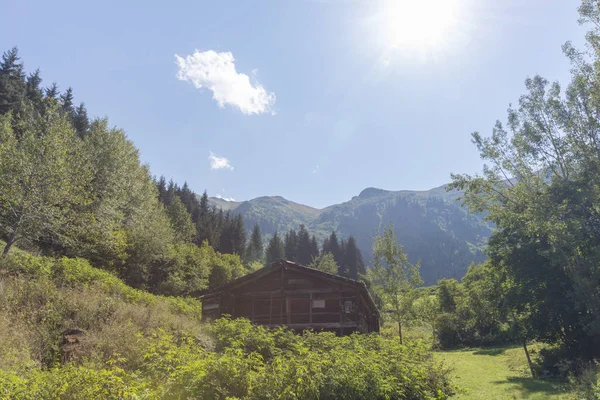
[{"left": 1, "top": 0, "right": 600, "bottom": 399}]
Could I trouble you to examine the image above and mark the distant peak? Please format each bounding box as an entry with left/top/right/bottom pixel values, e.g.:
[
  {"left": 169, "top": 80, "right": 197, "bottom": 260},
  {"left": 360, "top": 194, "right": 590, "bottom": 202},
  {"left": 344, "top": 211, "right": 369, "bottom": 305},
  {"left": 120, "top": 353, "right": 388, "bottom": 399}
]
[{"left": 358, "top": 187, "right": 389, "bottom": 198}]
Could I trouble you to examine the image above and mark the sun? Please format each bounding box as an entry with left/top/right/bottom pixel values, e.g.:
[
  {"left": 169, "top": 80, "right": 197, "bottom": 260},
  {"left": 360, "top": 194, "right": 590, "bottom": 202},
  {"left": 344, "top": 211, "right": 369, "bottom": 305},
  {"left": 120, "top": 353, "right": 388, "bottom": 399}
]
[{"left": 369, "top": 0, "right": 463, "bottom": 63}]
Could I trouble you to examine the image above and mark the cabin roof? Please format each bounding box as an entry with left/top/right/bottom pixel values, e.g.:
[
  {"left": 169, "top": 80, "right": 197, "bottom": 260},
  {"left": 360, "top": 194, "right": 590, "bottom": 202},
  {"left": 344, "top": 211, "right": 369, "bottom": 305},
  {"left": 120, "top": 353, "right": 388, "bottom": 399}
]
[{"left": 198, "top": 259, "right": 380, "bottom": 316}]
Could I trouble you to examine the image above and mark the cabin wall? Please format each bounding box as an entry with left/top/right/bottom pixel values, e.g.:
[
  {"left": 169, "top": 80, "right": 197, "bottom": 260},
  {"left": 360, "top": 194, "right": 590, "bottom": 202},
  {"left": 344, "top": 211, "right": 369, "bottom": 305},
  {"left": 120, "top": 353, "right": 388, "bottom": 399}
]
[{"left": 201, "top": 267, "right": 379, "bottom": 334}]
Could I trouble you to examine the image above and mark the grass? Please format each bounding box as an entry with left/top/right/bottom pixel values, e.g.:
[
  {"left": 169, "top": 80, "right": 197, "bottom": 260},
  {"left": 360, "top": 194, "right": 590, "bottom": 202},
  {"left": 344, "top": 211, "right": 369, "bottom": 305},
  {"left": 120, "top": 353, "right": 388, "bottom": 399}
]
[{"left": 436, "top": 345, "right": 574, "bottom": 399}]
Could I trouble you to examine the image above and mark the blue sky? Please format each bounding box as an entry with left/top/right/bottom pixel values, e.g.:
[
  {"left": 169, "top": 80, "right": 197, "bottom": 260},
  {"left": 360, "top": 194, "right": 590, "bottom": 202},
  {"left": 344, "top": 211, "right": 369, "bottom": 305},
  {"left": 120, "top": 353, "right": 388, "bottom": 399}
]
[{"left": 1, "top": 0, "right": 586, "bottom": 208}]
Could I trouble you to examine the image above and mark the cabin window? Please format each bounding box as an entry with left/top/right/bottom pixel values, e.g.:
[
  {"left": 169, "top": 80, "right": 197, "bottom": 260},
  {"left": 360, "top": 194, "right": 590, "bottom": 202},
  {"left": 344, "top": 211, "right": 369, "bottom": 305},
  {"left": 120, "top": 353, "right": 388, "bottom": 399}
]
[
  {"left": 203, "top": 302, "right": 219, "bottom": 310},
  {"left": 312, "top": 299, "right": 325, "bottom": 309},
  {"left": 343, "top": 301, "right": 356, "bottom": 313}
]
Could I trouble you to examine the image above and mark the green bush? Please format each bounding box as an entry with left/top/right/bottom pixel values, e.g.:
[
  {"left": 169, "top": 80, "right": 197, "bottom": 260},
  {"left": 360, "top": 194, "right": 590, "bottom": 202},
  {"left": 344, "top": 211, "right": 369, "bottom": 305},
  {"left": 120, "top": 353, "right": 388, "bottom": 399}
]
[{"left": 0, "top": 251, "right": 456, "bottom": 399}]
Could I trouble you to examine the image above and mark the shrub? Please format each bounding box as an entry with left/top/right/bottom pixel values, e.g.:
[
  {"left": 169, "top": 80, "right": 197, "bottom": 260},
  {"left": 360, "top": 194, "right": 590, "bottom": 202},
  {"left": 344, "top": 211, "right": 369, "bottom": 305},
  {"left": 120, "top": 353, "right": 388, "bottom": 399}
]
[{"left": 0, "top": 251, "right": 456, "bottom": 399}]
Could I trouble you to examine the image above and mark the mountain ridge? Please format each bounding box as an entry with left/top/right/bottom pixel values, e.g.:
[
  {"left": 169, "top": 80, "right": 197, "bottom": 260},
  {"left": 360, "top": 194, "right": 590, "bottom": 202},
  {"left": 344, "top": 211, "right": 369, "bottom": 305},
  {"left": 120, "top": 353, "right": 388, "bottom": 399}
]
[{"left": 203, "top": 184, "right": 492, "bottom": 285}]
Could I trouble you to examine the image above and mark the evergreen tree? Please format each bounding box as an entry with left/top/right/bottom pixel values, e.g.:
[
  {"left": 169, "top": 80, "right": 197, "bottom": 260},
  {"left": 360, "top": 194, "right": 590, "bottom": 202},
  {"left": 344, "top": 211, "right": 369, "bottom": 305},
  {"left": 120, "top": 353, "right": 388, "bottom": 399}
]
[
  {"left": 196, "top": 191, "right": 210, "bottom": 242},
  {"left": 45, "top": 82, "right": 59, "bottom": 99},
  {"left": 60, "top": 87, "right": 74, "bottom": 120},
  {"left": 218, "top": 212, "right": 233, "bottom": 254},
  {"left": 0, "top": 47, "right": 26, "bottom": 114},
  {"left": 296, "top": 224, "right": 312, "bottom": 265},
  {"left": 310, "top": 235, "right": 319, "bottom": 261},
  {"left": 73, "top": 102, "right": 89, "bottom": 138},
  {"left": 284, "top": 228, "right": 298, "bottom": 261},
  {"left": 231, "top": 213, "right": 246, "bottom": 257},
  {"left": 266, "top": 231, "right": 285, "bottom": 266},
  {"left": 156, "top": 175, "right": 167, "bottom": 204},
  {"left": 343, "top": 236, "right": 361, "bottom": 280},
  {"left": 323, "top": 231, "right": 342, "bottom": 266},
  {"left": 218, "top": 212, "right": 246, "bottom": 257},
  {"left": 246, "top": 223, "right": 264, "bottom": 263},
  {"left": 25, "top": 69, "right": 43, "bottom": 106}
]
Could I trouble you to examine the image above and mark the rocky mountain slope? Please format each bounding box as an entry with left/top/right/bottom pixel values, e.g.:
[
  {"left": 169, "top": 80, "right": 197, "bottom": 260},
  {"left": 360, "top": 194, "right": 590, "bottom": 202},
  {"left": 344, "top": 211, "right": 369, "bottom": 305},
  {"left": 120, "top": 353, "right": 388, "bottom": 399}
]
[{"left": 207, "top": 185, "right": 492, "bottom": 284}]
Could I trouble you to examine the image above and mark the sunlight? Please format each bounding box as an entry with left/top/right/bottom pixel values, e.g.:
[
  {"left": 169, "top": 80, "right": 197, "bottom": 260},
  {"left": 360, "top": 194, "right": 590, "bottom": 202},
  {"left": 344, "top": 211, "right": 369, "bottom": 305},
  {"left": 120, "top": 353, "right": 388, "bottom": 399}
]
[
  {"left": 368, "top": 0, "right": 466, "bottom": 64},
  {"left": 384, "top": 0, "right": 458, "bottom": 50}
]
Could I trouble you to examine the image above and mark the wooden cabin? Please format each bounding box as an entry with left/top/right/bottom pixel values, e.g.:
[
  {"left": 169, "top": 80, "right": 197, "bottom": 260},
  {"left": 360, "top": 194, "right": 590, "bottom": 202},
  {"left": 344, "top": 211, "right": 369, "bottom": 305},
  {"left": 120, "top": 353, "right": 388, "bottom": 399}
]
[{"left": 199, "top": 259, "right": 380, "bottom": 334}]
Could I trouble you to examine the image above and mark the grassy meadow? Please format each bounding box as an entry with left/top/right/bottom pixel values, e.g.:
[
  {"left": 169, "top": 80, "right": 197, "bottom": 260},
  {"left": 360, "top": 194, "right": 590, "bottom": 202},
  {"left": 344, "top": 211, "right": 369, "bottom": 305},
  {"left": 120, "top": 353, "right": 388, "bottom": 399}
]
[{"left": 436, "top": 346, "right": 572, "bottom": 399}]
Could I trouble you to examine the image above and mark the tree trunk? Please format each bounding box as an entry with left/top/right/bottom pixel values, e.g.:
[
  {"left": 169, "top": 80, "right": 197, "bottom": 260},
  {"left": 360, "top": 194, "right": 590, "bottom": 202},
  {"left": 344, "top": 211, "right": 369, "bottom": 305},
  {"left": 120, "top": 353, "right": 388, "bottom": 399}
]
[
  {"left": 523, "top": 341, "right": 535, "bottom": 378},
  {"left": 398, "top": 321, "right": 403, "bottom": 345},
  {"left": 2, "top": 232, "right": 16, "bottom": 258}
]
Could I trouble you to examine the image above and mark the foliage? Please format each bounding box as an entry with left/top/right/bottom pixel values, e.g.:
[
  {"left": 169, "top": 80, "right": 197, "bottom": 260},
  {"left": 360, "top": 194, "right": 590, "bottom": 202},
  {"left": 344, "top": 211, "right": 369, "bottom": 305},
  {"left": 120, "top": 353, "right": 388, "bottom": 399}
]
[
  {"left": 216, "top": 190, "right": 491, "bottom": 285},
  {"left": 265, "top": 231, "right": 285, "bottom": 266},
  {"left": 367, "top": 225, "right": 423, "bottom": 344},
  {"left": 0, "top": 104, "right": 90, "bottom": 256},
  {"left": 166, "top": 196, "right": 196, "bottom": 243},
  {"left": 245, "top": 223, "right": 264, "bottom": 264},
  {"left": 308, "top": 251, "right": 339, "bottom": 274},
  {"left": 449, "top": 0, "right": 600, "bottom": 363},
  {"left": 0, "top": 249, "right": 455, "bottom": 399}
]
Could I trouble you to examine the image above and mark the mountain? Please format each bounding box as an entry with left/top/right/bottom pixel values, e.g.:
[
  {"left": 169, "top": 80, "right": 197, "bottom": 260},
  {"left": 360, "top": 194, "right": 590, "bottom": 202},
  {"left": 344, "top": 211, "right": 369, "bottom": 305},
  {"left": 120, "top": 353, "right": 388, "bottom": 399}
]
[{"left": 207, "top": 185, "right": 492, "bottom": 285}]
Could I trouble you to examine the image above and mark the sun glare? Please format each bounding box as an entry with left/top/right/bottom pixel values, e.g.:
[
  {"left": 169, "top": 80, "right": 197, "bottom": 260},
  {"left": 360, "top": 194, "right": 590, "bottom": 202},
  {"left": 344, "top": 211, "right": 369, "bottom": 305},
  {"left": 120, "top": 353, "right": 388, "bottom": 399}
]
[{"left": 370, "top": 0, "right": 464, "bottom": 64}]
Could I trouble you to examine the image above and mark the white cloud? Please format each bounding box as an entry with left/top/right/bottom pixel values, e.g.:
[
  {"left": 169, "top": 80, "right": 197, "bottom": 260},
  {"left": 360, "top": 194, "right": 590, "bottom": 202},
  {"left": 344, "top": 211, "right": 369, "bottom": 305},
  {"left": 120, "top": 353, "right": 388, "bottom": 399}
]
[
  {"left": 312, "top": 165, "right": 320, "bottom": 174},
  {"left": 215, "top": 194, "right": 236, "bottom": 202},
  {"left": 175, "top": 50, "right": 276, "bottom": 115},
  {"left": 208, "top": 152, "right": 233, "bottom": 170}
]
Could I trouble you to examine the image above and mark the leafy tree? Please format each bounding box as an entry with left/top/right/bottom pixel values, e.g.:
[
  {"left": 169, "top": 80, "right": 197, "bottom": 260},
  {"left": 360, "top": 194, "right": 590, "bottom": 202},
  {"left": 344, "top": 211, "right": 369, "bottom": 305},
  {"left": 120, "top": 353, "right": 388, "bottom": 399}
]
[
  {"left": 265, "top": 231, "right": 285, "bottom": 266},
  {"left": 308, "top": 252, "right": 339, "bottom": 274},
  {"left": 166, "top": 196, "right": 196, "bottom": 243},
  {"left": 366, "top": 225, "right": 423, "bottom": 344},
  {"left": 157, "top": 242, "right": 211, "bottom": 296},
  {"left": 0, "top": 105, "right": 90, "bottom": 256},
  {"left": 449, "top": 2, "right": 600, "bottom": 360}
]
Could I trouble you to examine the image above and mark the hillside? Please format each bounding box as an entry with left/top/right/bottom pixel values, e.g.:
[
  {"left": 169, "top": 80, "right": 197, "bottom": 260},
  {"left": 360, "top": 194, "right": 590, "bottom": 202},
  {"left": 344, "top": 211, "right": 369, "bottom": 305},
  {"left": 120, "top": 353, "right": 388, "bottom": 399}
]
[
  {"left": 0, "top": 245, "right": 454, "bottom": 398},
  {"left": 208, "top": 185, "right": 492, "bottom": 284}
]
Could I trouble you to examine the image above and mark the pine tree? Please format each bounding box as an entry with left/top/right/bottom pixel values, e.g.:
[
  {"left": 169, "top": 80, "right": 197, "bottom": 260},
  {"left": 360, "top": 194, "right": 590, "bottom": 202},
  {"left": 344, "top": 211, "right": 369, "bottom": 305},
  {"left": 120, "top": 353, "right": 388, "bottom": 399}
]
[
  {"left": 25, "top": 68, "right": 43, "bottom": 105},
  {"left": 231, "top": 213, "right": 246, "bottom": 257},
  {"left": 0, "top": 47, "right": 26, "bottom": 114},
  {"left": 310, "top": 235, "right": 319, "bottom": 261},
  {"left": 266, "top": 231, "right": 285, "bottom": 266},
  {"left": 284, "top": 228, "right": 298, "bottom": 261},
  {"left": 196, "top": 191, "right": 212, "bottom": 244},
  {"left": 156, "top": 175, "right": 167, "bottom": 204},
  {"left": 164, "top": 179, "right": 176, "bottom": 206},
  {"left": 73, "top": 102, "right": 89, "bottom": 138},
  {"left": 323, "top": 231, "right": 342, "bottom": 266},
  {"left": 343, "top": 235, "right": 361, "bottom": 280},
  {"left": 246, "top": 223, "right": 264, "bottom": 263},
  {"left": 60, "top": 87, "right": 75, "bottom": 120},
  {"left": 218, "top": 212, "right": 233, "bottom": 254},
  {"left": 296, "top": 224, "right": 312, "bottom": 265},
  {"left": 45, "top": 82, "right": 59, "bottom": 99}
]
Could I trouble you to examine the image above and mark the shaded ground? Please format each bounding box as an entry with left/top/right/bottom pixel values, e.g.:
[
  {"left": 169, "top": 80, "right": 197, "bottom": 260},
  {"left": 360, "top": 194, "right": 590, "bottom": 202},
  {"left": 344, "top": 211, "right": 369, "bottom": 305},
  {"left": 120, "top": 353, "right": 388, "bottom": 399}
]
[{"left": 435, "top": 346, "right": 573, "bottom": 399}]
